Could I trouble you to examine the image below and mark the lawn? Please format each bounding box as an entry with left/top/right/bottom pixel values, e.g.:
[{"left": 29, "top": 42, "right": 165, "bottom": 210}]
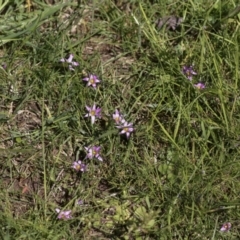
[{"left": 0, "top": 0, "right": 240, "bottom": 239}]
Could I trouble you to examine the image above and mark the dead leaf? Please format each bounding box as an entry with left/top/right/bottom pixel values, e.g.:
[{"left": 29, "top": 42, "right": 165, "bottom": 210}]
[{"left": 155, "top": 15, "right": 183, "bottom": 30}]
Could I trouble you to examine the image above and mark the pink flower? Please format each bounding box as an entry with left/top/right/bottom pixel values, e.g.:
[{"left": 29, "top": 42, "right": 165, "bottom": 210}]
[
  {"left": 117, "top": 121, "right": 134, "bottom": 139},
  {"left": 85, "top": 104, "right": 101, "bottom": 124},
  {"left": 113, "top": 109, "right": 124, "bottom": 125},
  {"left": 182, "top": 65, "right": 197, "bottom": 80},
  {"left": 85, "top": 146, "right": 103, "bottom": 161},
  {"left": 55, "top": 208, "right": 72, "bottom": 220},
  {"left": 83, "top": 74, "right": 101, "bottom": 89},
  {"left": 72, "top": 160, "right": 87, "bottom": 172},
  {"left": 60, "top": 54, "right": 79, "bottom": 71},
  {"left": 220, "top": 222, "right": 231, "bottom": 232},
  {"left": 194, "top": 82, "right": 205, "bottom": 89}
]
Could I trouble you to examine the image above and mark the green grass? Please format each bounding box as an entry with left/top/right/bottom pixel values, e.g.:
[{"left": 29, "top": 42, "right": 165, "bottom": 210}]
[{"left": 0, "top": 0, "right": 240, "bottom": 239}]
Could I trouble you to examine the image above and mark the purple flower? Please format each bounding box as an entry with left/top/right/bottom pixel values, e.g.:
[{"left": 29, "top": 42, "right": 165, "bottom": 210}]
[
  {"left": 85, "top": 104, "right": 101, "bottom": 124},
  {"left": 83, "top": 74, "right": 101, "bottom": 89},
  {"left": 85, "top": 146, "right": 103, "bottom": 161},
  {"left": 60, "top": 54, "right": 79, "bottom": 71},
  {"left": 220, "top": 222, "right": 231, "bottom": 232},
  {"left": 194, "top": 82, "right": 205, "bottom": 89},
  {"left": 117, "top": 121, "right": 134, "bottom": 138},
  {"left": 113, "top": 109, "right": 124, "bottom": 125},
  {"left": 182, "top": 65, "right": 197, "bottom": 80},
  {"left": 55, "top": 208, "right": 72, "bottom": 220},
  {"left": 72, "top": 160, "right": 87, "bottom": 172}
]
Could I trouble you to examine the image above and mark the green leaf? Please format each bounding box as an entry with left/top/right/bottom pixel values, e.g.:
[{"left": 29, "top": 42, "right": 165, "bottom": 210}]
[
  {"left": 0, "top": 113, "right": 9, "bottom": 122},
  {"left": 134, "top": 206, "right": 147, "bottom": 220},
  {"left": 146, "top": 219, "right": 155, "bottom": 228},
  {"left": 15, "top": 137, "right": 22, "bottom": 143},
  {"left": 0, "top": 2, "right": 75, "bottom": 45}
]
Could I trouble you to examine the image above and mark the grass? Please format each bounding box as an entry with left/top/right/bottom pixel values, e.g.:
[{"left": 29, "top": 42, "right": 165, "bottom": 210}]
[{"left": 0, "top": 0, "right": 240, "bottom": 239}]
